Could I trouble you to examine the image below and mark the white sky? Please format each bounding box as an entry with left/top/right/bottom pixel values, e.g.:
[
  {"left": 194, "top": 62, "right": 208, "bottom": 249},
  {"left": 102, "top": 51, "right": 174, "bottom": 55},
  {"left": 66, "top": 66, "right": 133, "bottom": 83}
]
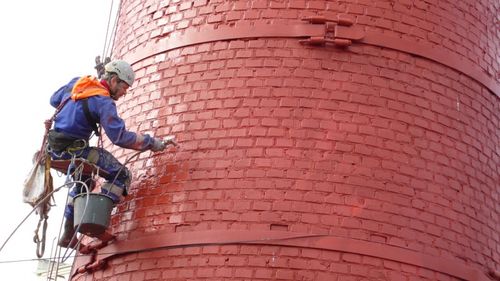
[{"left": 0, "top": 1, "right": 118, "bottom": 279}]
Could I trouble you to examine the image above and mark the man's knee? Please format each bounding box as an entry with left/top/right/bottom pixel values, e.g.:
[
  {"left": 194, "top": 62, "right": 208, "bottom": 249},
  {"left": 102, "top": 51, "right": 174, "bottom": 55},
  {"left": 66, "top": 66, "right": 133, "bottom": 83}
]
[{"left": 101, "top": 182, "right": 126, "bottom": 203}]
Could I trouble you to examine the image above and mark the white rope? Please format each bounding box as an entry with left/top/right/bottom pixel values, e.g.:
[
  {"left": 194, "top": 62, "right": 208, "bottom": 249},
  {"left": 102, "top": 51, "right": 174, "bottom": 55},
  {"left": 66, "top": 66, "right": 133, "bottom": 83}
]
[
  {"left": 102, "top": 0, "right": 115, "bottom": 59},
  {"left": 103, "top": 0, "right": 122, "bottom": 59}
]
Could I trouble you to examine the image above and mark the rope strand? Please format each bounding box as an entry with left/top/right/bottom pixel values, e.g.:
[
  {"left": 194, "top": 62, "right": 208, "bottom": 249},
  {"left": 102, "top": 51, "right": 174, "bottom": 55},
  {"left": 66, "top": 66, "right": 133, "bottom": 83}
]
[
  {"left": 101, "top": 0, "right": 115, "bottom": 60},
  {"left": 105, "top": 0, "right": 121, "bottom": 59}
]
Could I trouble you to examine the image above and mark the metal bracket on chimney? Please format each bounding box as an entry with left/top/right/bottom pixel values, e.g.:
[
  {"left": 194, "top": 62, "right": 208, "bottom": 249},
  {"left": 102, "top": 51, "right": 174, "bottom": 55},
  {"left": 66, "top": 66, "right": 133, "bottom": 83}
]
[
  {"left": 71, "top": 232, "right": 115, "bottom": 276},
  {"left": 299, "top": 16, "right": 365, "bottom": 47}
]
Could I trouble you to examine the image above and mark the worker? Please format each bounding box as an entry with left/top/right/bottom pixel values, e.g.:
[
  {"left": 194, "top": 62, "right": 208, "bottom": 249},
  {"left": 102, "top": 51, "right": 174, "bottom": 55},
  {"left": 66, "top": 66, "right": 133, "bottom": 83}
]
[{"left": 47, "top": 60, "right": 169, "bottom": 248}]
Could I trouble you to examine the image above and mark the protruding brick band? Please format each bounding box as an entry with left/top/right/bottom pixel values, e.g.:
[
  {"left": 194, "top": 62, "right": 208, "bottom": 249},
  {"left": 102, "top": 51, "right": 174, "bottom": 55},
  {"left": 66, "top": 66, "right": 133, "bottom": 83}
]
[
  {"left": 73, "top": 230, "right": 492, "bottom": 280},
  {"left": 124, "top": 23, "right": 500, "bottom": 96}
]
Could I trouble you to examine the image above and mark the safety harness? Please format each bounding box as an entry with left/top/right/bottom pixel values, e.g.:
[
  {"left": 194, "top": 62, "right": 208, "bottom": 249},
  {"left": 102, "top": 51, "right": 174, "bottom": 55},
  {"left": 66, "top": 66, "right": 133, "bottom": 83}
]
[{"left": 71, "top": 75, "right": 111, "bottom": 137}]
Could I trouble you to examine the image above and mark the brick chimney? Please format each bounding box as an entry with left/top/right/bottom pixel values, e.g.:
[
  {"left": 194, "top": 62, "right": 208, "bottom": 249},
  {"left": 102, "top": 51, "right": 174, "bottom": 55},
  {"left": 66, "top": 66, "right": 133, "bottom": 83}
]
[{"left": 71, "top": 1, "right": 499, "bottom": 280}]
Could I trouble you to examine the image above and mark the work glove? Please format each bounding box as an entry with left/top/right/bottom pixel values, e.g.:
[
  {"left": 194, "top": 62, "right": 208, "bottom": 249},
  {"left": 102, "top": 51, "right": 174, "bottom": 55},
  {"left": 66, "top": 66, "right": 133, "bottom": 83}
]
[
  {"left": 163, "top": 135, "right": 178, "bottom": 147},
  {"left": 44, "top": 119, "right": 52, "bottom": 131},
  {"left": 151, "top": 138, "right": 166, "bottom": 152}
]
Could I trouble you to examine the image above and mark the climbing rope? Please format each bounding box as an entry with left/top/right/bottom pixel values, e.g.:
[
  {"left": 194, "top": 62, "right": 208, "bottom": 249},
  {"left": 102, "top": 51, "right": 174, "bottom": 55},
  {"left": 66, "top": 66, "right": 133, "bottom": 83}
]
[
  {"left": 2, "top": 154, "right": 94, "bottom": 281},
  {"left": 102, "top": 0, "right": 115, "bottom": 59},
  {"left": 102, "top": 0, "right": 121, "bottom": 60},
  {"left": 32, "top": 156, "right": 53, "bottom": 258},
  {"left": 0, "top": 178, "right": 88, "bottom": 255},
  {"left": 44, "top": 154, "right": 93, "bottom": 281},
  {"left": 33, "top": 211, "right": 48, "bottom": 258}
]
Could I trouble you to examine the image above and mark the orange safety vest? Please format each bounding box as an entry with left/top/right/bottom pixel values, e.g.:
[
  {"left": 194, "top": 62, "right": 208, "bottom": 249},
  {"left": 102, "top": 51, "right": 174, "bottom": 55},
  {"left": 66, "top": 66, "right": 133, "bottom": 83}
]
[{"left": 71, "top": 76, "right": 110, "bottom": 100}]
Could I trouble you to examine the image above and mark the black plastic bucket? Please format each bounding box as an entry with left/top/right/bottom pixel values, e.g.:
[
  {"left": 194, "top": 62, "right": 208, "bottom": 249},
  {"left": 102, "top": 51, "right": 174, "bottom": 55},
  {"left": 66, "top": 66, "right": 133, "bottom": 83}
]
[{"left": 73, "top": 193, "right": 114, "bottom": 236}]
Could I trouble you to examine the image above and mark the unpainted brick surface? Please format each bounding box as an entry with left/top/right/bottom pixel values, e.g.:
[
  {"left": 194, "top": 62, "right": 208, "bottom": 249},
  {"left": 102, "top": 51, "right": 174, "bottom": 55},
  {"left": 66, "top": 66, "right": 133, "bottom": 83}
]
[{"left": 78, "top": 0, "right": 500, "bottom": 280}]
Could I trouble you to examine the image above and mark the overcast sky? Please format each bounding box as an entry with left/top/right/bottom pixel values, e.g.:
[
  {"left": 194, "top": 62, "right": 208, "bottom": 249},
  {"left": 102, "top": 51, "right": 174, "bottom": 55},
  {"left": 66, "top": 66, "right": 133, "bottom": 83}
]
[{"left": 0, "top": 1, "right": 119, "bottom": 279}]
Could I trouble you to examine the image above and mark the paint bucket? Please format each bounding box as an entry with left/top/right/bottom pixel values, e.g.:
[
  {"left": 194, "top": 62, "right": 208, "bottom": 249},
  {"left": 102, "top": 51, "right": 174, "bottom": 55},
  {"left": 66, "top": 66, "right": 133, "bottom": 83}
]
[{"left": 73, "top": 193, "right": 114, "bottom": 236}]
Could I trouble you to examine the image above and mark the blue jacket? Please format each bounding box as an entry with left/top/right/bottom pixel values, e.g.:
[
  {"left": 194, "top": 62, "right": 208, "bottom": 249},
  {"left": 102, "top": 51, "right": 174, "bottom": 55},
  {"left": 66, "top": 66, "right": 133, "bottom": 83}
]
[{"left": 50, "top": 77, "right": 154, "bottom": 151}]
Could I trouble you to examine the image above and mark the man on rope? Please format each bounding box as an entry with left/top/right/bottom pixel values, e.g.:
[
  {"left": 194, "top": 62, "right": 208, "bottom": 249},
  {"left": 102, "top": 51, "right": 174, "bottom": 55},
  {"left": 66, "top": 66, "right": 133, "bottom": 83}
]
[{"left": 47, "top": 60, "right": 167, "bottom": 248}]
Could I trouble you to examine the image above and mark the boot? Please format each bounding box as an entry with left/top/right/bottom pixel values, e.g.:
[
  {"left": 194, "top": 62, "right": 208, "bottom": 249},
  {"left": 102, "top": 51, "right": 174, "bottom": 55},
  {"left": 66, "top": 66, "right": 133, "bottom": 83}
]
[{"left": 58, "top": 218, "right": 77, "bottom": 248}]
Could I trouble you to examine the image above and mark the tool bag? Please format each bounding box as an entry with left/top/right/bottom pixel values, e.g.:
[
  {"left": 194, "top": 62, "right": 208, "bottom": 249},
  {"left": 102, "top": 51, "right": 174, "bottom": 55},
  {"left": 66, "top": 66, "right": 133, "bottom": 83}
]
[
  {"left": 22, "top": 152, "right": 53, "bottom": 208},
  {"left": 47, "top": 130, "right": 80, "bottom": 151}
]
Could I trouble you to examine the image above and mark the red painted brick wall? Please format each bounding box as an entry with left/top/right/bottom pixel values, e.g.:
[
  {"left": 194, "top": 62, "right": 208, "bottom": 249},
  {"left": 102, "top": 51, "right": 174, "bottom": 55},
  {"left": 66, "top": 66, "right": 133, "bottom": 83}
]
[{"left": 74, "top": 1, "right": 499, "bottom": 280}]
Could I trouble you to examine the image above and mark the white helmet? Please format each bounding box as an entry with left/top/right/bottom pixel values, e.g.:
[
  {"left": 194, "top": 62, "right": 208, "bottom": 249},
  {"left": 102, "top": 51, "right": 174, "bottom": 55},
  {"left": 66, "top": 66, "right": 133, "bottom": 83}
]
[{"left": 104, "top": 60, "right": 135, "bottom": 86}]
